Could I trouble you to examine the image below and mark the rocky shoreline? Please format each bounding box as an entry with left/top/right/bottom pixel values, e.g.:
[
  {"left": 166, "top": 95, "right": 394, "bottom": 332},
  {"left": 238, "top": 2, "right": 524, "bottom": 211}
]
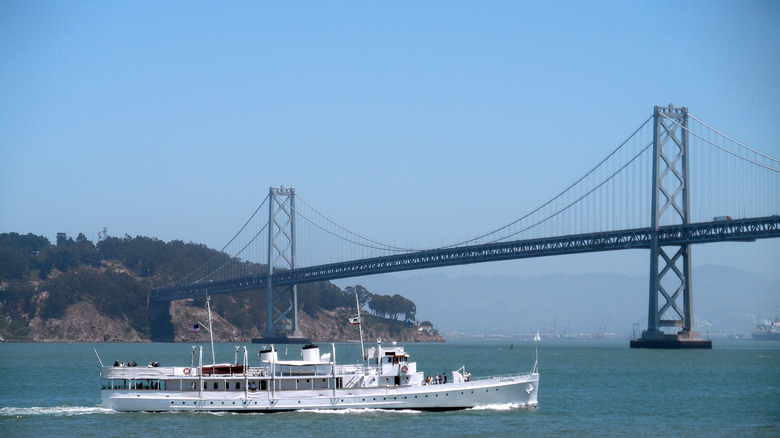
[{"left": 5, "top": 300, "right": 444, "bottom": 343}]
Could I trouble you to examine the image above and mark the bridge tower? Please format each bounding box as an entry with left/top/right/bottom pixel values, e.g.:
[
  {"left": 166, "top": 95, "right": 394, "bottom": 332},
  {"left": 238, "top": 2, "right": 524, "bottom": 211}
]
[
  {"left": 631, "top": 105, "right": 711, "bottom": 349},
  {"left": 262, "top": 186, "right": 304, "bottom": 340}
]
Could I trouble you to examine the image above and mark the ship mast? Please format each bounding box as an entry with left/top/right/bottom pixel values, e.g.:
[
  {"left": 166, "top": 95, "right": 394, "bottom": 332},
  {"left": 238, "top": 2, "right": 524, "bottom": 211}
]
[
  {"left": 206, "top": 295, "right": 216, "bottom": 365},
  {"left": 354, "top": 290, "right": 366, "bottom": 372}
]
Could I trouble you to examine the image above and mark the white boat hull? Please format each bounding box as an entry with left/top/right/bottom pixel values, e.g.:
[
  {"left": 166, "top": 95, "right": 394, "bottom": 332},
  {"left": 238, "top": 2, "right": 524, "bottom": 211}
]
[{"left": 101, "top": 374, "right": 539, "bottom": 412}]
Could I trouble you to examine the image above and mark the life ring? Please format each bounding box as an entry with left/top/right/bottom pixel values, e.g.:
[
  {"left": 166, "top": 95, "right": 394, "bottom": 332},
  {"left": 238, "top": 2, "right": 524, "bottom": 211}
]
[
  {"left": 183, "top": 367, "right": 191, "bottom": 375},
  {"left": 401, "top": 365, "right": 408, "bottom": 374}
]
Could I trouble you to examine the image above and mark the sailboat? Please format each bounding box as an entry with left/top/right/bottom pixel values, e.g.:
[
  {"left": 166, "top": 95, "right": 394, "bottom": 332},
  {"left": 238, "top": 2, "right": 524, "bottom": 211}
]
[{"left": 534, "top": 331, "right": 542, "bottom": 342}]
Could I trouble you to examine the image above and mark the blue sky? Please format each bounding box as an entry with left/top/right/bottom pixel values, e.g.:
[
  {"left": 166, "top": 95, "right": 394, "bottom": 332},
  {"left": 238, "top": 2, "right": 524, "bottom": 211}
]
[{"left": 2, "top": 1, "right": 779, "bottom": 281}]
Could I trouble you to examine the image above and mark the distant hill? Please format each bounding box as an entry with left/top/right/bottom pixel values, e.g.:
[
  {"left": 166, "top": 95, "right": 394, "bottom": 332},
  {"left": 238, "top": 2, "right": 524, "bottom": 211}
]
[
  {"left": 336, "top": 266, "right": 779, "bottom": 337},
  {"left": 0, "top": 232, "right": 442, "bottom": 342}
]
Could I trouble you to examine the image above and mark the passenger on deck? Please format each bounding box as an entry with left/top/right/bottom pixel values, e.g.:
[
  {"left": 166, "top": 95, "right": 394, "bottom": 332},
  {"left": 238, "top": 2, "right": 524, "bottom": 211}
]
[{"left": 114, "top": 360, "right": 119, "bottom": 367}]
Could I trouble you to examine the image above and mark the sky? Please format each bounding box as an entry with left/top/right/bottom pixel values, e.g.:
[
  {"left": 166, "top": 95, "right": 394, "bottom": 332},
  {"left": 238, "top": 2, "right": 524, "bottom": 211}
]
[{"left": 2, "top": 1, "right": 779, "bottom": 284}]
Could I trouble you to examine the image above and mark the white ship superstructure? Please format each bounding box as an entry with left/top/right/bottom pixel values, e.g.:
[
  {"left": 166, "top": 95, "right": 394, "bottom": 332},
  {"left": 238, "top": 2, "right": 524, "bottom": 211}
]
[{"left": 99, "top": 341, "right": 539, "bottom": 412}]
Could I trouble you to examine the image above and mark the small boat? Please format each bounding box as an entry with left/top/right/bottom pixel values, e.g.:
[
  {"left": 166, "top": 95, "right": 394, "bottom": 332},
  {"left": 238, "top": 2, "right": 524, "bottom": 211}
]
[
  {"left": 98, "top": 294, "right": 539, "bottom": 412},
  {"left": 534, "top": 331, "right": 542, "bottom": 342}
]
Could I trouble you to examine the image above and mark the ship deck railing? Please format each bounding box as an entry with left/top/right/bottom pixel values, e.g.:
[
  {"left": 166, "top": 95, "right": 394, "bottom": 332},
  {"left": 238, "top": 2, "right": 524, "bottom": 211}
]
[
  {"left": 102, "top": 363, "right": 379, "bottom": 380},
  {"left": 463, "top": 371, "right": 539, "bottom": 383}
]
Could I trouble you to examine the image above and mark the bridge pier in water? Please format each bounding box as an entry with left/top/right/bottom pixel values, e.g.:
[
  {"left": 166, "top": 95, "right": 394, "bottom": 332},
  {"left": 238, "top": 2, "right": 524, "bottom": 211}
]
[
  {"left": 149, "top": 300, "right": 174, "bottom": 342},
  {"left": 631, "top": 105, "right": 711, "bottom": 349}
]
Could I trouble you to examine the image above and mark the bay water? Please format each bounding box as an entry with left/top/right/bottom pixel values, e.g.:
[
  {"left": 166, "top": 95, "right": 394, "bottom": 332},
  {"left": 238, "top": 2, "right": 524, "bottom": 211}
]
[{"left": 1, "top": 339, "right": 778, "bottom": 437}]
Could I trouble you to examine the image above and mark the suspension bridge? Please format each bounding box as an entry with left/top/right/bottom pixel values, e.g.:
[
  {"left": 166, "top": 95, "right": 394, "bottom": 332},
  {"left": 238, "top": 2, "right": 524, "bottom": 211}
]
[{"left": 150, "top": 105, "right": 780, "bottom": 348}]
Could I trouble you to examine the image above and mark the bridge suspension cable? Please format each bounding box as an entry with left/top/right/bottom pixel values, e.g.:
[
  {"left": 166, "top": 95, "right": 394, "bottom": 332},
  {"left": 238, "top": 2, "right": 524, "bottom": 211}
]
[
  {"left": 486, "top": 141, "right": 653, "bottom": 244},
  {"left": 159, "top": 194, "right": 270, "bottom": 289},
  {"left": 285, "top": 115, "right": 657, "bottom": 255},
  {"left": 660, "top": 112, "right": 780, "bottom": 172},
  {"left": 459, "top": 116, "right": 655, "bottom": 246},
  {"left": 687, "top": 114, "right": 780, "bottom": 164},
  {"left": 293, "top": 194, "right": 416, "bottom": 252},
  {"left": 160, "top": 107, "right": 779, "bottom": 288}
]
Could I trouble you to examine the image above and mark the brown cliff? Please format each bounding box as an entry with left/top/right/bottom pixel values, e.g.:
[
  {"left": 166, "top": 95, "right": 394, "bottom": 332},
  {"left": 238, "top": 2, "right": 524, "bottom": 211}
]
[{"left": 5, "top": 299, "right": 443, "bottom": 343}]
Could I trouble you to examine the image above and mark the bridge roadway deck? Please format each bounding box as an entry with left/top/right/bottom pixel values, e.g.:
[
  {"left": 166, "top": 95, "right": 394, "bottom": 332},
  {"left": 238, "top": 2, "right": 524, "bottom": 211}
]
[{"left": 152, "top": 216, "right": 780, "bottom": 301}]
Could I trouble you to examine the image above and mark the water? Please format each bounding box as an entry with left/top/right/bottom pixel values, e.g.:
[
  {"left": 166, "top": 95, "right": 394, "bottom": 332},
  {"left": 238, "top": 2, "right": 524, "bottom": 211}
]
[{"left": 1, "top": 339, "right": 778, "bottom": 437}]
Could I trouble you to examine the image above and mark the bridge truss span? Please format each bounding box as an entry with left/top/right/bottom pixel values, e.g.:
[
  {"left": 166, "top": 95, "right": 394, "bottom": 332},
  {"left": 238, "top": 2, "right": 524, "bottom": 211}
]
[{"left": 152, "top": 216, "right": 780, "bottom": 302}]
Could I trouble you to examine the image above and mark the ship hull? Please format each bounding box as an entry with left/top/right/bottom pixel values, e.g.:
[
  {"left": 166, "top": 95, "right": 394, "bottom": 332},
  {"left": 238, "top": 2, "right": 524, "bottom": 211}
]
[
  {"left": 101, "top": 373, "right": 539, "bottom": 412},
  {"left": 752, "top": 332, "right": 780, "bottom": 341}
]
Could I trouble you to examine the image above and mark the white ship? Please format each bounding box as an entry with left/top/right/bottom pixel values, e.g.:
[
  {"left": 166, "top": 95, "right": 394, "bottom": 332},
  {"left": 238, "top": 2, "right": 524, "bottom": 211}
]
[
  {"left": 99, "top": 341, "right": 539, "bottom": 412},
  {"left": 99, "top": 294, "right": 538, "bottom": 412}
]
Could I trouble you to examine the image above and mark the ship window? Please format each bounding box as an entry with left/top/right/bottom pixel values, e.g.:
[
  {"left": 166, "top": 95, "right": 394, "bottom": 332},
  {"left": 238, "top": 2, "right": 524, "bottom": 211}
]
[
  {"left": 213, "top": 382, "right": 218, "bottom": 390},
  {"left": 107, "top": 379, "right": 129, "bottom": 390},
  {"left": 235, "top": 382, "right": 240, "bottom": 390}
]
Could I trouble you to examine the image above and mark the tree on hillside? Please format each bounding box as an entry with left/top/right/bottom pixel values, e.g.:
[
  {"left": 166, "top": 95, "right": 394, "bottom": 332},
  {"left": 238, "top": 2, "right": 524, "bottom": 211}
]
[
  {"left": 0, "top": 247, "right": 28, "bottom": 279},
  {"left": 367, "top": 293, "right": 416, "bottom": 322},
  {"left": 75, "top": 233, "right": 99, "bottom": 267}
]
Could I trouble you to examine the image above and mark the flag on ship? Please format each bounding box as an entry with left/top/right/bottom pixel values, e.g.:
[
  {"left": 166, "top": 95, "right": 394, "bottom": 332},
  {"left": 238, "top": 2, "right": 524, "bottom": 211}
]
[
  {"left": 190, "top": 323, "right": 201, "bottom": 332},
  {"left": 349, "top": 316, "right": 361, "bottom": 325}
]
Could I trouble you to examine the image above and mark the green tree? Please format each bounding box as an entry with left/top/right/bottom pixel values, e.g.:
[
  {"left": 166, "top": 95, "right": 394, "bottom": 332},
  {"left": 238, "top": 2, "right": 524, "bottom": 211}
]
[{"left": 0, "top": 246, "right": 28, "bottom": 279}]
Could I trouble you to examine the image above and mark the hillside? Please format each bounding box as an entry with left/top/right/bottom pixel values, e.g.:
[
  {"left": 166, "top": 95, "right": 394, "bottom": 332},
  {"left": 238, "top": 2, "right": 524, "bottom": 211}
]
[{"left": 0, "top": 232, "right": 443, "bottom": 343}]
